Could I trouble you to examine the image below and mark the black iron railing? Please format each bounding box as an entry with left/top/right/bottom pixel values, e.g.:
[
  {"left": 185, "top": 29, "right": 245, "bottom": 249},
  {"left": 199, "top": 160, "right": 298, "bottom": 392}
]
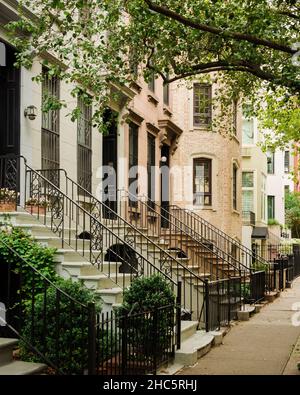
[
  {"left": 121, "top": 192, "right": 267, "bottom": 305},
  {"left": 32, "top": 168, "right": 213, "bottom": 327},
  {"left": 91, "top": 303, "right": 177, "bottom": 375},
  {"left": 204, "top": 277, "right": 241, "bottom": 331},
  {"left": 0, "top": 238, "right": 179, "bottom": 375},
  {"left": 0, "top": 156, "right": 214, "bottom": 330},
  {"left": 0, "top": 239, "right": 90, "bottom": 375}
]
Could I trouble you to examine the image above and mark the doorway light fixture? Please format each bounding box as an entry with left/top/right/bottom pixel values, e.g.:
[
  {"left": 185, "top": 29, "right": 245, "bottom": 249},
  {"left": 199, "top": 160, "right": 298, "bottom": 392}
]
[{"left": 24, "top": 105, "right": 37, "bottom": 121}]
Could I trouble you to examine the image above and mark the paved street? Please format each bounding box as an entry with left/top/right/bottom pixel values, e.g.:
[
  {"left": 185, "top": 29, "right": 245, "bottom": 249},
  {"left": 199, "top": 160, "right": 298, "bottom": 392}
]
[{"left": 180, "top": 278, "right": 300, "bottom": 375}]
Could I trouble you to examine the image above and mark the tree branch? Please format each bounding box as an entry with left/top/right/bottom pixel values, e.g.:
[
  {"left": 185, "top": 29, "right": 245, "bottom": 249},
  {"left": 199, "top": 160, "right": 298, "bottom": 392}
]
[
  {"left": 166, "top": 60, "right": 300, "bottom": 92},
  {"left": 143, "top": 0, "right": 296, "bottom": 55}
]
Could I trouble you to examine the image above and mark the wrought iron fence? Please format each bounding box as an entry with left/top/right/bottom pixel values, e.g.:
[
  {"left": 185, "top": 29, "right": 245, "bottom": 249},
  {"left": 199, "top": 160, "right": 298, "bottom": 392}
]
[
  {"left": 204, "top": 277, "right": 241, "bottom": 332},
  {"left": 91, "top": 304, "right": 177, "bottom": 375},
  {"left": 0, "top": 239, "right": 90, "bottom": 375},
  {"left": 0, "top": 238, "right": 179, "bottom": 375},
  {"left": 33, "top": 168, "right": 210, "bottom": 326},
  {"left": 121, "top": 191, "right": 266, "bottom": 306}
]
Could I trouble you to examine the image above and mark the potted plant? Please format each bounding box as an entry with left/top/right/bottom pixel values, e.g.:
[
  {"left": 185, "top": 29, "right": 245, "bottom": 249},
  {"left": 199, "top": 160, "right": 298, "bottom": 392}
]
[
  {"left": 25, "top": 197, "right": 48, "bottom": 215},
  {"left": 0, "top": 188, "right": 18, "bottom": 212}
]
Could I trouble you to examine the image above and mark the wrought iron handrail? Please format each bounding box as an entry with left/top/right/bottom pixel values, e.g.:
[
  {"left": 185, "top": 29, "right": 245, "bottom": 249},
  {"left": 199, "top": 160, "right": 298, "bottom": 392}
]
[
  {"left": 0, "top": 238, "right": 89, "bottom": 374},
  {"left": 126, "top": 191, "right": 254, "bottom": 272},
  {"left": 25, "top": 166, "right": 177, "bottom": 289},
  {"left": 170, "top": 204, "right": 271, "bottom": 268},
  {"left": 30, "top": 167, "right": 211, "bottom": 325},
  {"left": 121, "top": 191, "right": 268, "bottom": 303}
]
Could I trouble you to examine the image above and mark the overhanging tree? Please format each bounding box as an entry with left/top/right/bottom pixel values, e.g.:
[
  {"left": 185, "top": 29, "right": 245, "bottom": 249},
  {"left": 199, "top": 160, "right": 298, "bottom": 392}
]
[{"left": 6, "top": 0, "right": 300, "bottom": 140}]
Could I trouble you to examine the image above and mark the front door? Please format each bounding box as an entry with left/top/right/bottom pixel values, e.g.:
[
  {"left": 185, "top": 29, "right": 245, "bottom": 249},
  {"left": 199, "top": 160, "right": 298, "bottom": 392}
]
[
  {"left": 0, "top": 41, "right": 20, "bottom": 193},
  {"left": 102, "top": 109, "right": 118, "bottom": 219},
  {"left": 161, "top": 145, "right": 170, "bottom": 228}
]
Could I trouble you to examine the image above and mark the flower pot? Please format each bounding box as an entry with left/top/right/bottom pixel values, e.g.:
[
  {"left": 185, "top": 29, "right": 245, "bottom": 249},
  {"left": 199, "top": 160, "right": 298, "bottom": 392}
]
[
  {"left": 26, "top": 205, "right": 47, "bottom": 215},
  {"left": 0, "top": 202, "right": 16, "bottom": 212}
]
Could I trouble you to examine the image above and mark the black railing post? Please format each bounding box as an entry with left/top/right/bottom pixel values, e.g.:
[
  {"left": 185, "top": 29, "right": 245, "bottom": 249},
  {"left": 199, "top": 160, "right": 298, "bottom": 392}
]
[
  {"left": 121, "top": 314, "right": 128, "bottom": 375},
  {"left": 176, "top": 281, "right": 182, "bottom": 350},
  {"left": 227, "top": 279, "right": 231, "bottom": 325},
  {"left": 205, "top": 280, "right": 210, "bottom": 332},
  {"left": 152, "top": 308, "right": 158, "bottom": 375},
  {"left": 87, "top": 302, "right": 96, "bottom": 375}
]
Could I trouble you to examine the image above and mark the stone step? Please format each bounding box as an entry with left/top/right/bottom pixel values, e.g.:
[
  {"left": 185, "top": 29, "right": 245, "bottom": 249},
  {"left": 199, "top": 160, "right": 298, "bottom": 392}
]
[
  {"left": 0, "top": 360, "right": 46, "bottom": 375},
  {"left": 0, "top": 338, "right": 46, "bottom": 375},
  {"left": 0, "top": 338, "right": 18, "bottom": 366},
  {"left": 78, "top": 273, "right": 132, "bottom": 290},
  {"left": 54, "top": 249, "right": 103, "bottom": 263},
  {"left": 180, "top": 321, "right": 198, "bottom": 343},
  {"left": 95, "top": 287, "right": 124, "bottom": 305},
  {"left": 62, "top": 261, "right": 123, "bottom": 277},
  {"left": 175, "top": 330, "right": 214, "bottom": 366}
]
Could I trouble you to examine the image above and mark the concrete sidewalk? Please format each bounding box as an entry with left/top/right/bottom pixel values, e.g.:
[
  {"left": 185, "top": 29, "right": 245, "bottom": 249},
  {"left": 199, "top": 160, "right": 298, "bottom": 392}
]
[{"left": 179, "top": 278, "right": 300, "bottom": 375}]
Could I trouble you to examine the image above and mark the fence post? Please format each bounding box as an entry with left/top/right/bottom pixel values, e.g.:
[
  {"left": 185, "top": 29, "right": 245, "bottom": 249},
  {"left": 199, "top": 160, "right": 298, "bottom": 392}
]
[
  {"left": 205, "top": 280, "right": 209, "bottom": 332},
  {"left": 121, "top": 314, "right": 128, "bottom": 375},
  {"left": 227, "top": 279, "right": 231, "bottom": 325},
  {"left": 87, "top": 302, "right": 96, "bottom": 375},
  {"left": 152, "top": 308, "right": 158, "bottom": 375},
  {"left": 176, "top": 281, "right": 182, "bottom": 350}
]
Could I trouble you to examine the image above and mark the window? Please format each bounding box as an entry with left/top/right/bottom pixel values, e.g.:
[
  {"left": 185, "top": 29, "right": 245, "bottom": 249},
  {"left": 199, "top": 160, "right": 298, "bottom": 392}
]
[
  {"left": 128, "top": 123, "right": 139, "bottom": 206},
  {"left": 242, "top": 171, "right": 254, "bottom": 212},
  {"left": 242, "top": 105, "right": 254, "bottom": 144},
  {"left": 193, "top": 84, "right": 212, "bottom": 127},
  {"left": 148, "top": 72, "right": 155, "bottom": 92},
  {"left": 193, "top": 158, "right": 212, "bottom": 206},
  {"left": 261, "top": 174, "right": 267, "bottom": 221},
  {"left": 268, "top": 196, "right": 275, "bottom": 220},
  {"left": 41, "top": 67, "right": 60, "bottom": 185},
  {"left": 232, "top": 100, "right": 238, "bottom": 135},
  {"left": 77, "top": 96, "right": 92, "bottom": 192},
  {"left": 242, "top": 190, "right": 254, "bottom": 212},
  {"left": 267, "top": 152, "right": 275, "bottom": 174},
  {"left": 147, "top": 133, "right": 156, "bottom": 203},
  {"left": 242, "top": 117, "right": 254, "bottom": 145},
  {"left": 233, "top": 164, "right": 238, "bottom": 210},
  {"left": 242, "top": 172, "right": 254, "bottom": 188},
  {"left": 284, "top": 151, "right": 290, "bottom": 173},
  {"left": 163, "top": 82, "right": 170, "bottom": 106}
]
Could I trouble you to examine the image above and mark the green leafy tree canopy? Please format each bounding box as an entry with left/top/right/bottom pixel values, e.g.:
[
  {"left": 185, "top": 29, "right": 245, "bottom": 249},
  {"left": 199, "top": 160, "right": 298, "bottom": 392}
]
[{"left": 5, "top": 0, "right": 300, "bottom": 139}]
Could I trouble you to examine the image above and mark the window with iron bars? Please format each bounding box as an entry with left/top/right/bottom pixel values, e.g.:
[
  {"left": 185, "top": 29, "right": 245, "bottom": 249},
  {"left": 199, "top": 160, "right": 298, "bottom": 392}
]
[
  {"left": 128, "top": 122, "right": 139, "bottom": 207},
  {"left": 41, "top": 67, "right": 60, "bottom": 186},
  {"left": 77, "top": 96, "right": 92, "bottom": 193}
]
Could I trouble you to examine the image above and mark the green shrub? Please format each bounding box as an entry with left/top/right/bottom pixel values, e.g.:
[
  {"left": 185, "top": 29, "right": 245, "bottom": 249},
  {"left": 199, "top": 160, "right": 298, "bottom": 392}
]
[
  {"left": 19, "top": 278, "right": 102, "bottom": 374},
  {"left": 118, "top": 275, "right": 176, "bottom": 367},
  {"left": 268, "top": 219, "right": 280, "bottom": 226},
  {"left": 121, "top": 274, "right": 175, "bottom": 313},
  {"left": 0, "top": 226, "right": 57, "bottom": 296}
]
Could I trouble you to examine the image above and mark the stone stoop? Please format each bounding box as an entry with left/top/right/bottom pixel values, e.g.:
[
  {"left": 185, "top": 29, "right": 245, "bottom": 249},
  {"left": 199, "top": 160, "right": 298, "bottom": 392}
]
[
  {"left": 0, "top": 338, "right": 46, "bottom": 375},
  {"left": 158, "top": 322, "right": 228, "bottom": 374}
]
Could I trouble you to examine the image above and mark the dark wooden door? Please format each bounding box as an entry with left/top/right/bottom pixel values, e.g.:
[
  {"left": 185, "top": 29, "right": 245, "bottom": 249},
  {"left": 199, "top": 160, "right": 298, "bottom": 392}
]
[
  {"left": 161, "top": 145, "right": 170, "bottom": 228},
  {"left": 0, "top": 42, "right": 20, "bottom": 194},
  {"left": 102, "top": 109, "right": 118, "bottom": 219},
  {"left": 0, "top": 41, "right": 20, "bottom": 156}
]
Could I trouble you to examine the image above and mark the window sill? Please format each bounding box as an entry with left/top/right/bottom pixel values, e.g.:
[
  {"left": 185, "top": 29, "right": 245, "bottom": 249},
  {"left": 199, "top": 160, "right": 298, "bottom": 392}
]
[
  {"left": 192, "top": 126, "right": 213, "bottom": 132},
  {"left": 163, "top": 106, "right": 172, "bottom": 117},
  {"left": 129, "top": 80, "right": 142, "bottom": 93},
  {"left": 147, "top": 93, "right": 159, "bottom": 107},
  {"left": 232, "top": 209, "right": 240, "bottom": 216},
  {"left": 193, "top": 205, "right": 216, "bottom": 212}
]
